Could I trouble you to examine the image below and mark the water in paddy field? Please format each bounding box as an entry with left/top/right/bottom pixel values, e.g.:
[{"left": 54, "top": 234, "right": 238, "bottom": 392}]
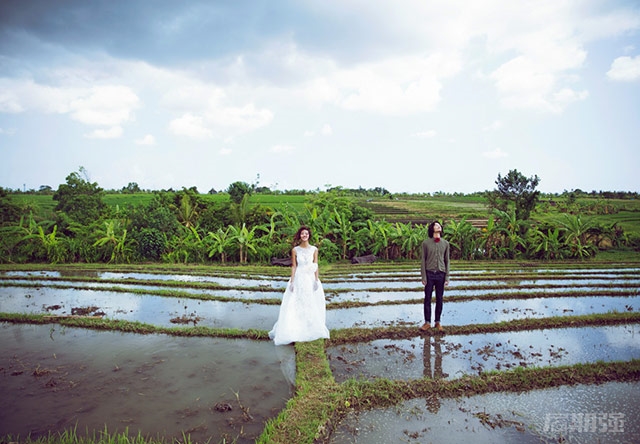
[
  {"left": 0, "top": 266, "right": 638, "bottom": 442},
  {"left": 0, "top": 324, "right": 294, "bottom": 443},
  {"left": 328, "top": 324, "right": 640, "bottom": 382},
  {"left": 329, "top": 381, "right": 640, "bottom": 444}
]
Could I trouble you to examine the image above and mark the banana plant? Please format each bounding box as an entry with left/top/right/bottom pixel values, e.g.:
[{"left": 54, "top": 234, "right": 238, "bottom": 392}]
[
  {"left": 37, "top": 225, "right": 65, "bottom": 263},
  {"left": 331, "top": 209, "right": 354, "bottom": 260},
  {"left": 557, "top": 213, "right": 597, "bottom": 259},
  {"left": 400, "top": 222, "right": 423, "bottom": 259},
  {"left": 528, "top": 226, "right": 566, "bottom": 260},
  {"left": 444, "top": 218, "right": 480, "bottom": 260},
  {"left": 93, "top": 220, "right": 133, "bottom": 263},
  {"left": 229, "top": 223, "right": 265, "bottom": 263},
  {"left": 207, "top": 226, "right": 233, "bottom": 263},
  {"left": 493, "top": 209, "right": 526, "bottom": 259}
]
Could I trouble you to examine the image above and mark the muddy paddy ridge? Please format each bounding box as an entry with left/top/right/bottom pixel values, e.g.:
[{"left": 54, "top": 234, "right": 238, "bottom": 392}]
[{"left": 1, "top": 262, "right": 639, "bottom": 443}]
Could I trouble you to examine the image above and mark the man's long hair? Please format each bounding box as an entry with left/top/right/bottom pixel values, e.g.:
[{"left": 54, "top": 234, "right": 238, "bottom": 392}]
[{"left": 428, "top": 221, "right": 442, "bottom": 238}]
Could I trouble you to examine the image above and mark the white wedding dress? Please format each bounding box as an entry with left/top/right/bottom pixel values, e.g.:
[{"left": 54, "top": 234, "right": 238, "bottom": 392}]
[{"left": 269, "top": 245, "right": 330, "bottom": 345}]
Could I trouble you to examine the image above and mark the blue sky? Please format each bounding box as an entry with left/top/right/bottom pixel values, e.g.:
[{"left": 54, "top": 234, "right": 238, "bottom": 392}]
[{"left": 1, "top": 0, "right": 639, "bottom": 194}]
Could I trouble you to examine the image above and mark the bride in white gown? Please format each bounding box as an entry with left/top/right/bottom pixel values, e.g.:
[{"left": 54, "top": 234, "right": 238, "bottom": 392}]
[{"left": 269, "top": 226, "right": 330, "bottom": 346}]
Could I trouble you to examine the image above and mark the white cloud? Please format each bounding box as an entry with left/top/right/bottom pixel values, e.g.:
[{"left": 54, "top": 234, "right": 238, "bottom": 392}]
[
  {"left": 156, "top": 73, "right": 273, "bottom": 135},
  {"left": 205, "top": 103, "right": 273, "bottom": 131},
  {"left": 304, "top": 123, "right": 333, "bottom": 137},
  {"left": 0, "top": 127, "right": 16, "bottom": 135},
  {"left": 84, "top": 126, "right": 123, "bottom": 139},
  {"left": 483, "top": 120, "right": 503, "bottom": 132},
  {"left": 333, "top": 53, "right": 461, "bottom": 115},
  {"left": 69, "top": 85, "right": 139, "bottom": 126},
  {"left": 607, "top": 55, "right": 640, "bottom": 81},
  {"left": 490, "top": 51, "right": 588, "bottom": 113},
  {"left": 271, "top": 144, "right": 296, "bottom": 153},
  {"left": 169, "top": 113, "right": 213, "bottom": 139},
  {"left": 483, "top": 148, "right": 508, "bottom": 159},
  {"left": 135, "top": 134, "right": 155, "bottom": 145},
  {"left": 219, "top": 147, "right": 232, "bottom": 155},
  {"left": 0, "top": 79, "right": 139, "bottom": 127},
  {"left": 412, "top": 130, "right": 437, "bottom": 138}
]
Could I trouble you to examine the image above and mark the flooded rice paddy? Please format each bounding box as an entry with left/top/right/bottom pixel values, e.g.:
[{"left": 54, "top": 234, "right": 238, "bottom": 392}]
[
  {"left": 1, "top": 263, "right": 639, "bottom": 443},
  {"left": 0, "top": 324, "right": 293, "bottom": 443},
  {"left": 330, "top": 381, "right": 640, "bottom": 443}
]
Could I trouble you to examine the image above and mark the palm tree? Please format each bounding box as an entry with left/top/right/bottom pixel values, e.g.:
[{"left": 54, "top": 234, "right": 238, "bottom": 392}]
[
  {"left": 231, "top": 193, "right": 251, "bottom": 226},
  {"left": 173, "top": 194, "right": 199, "bottom": 228}
]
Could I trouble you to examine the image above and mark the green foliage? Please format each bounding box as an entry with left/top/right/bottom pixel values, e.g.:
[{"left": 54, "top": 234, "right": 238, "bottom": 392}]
[
  {"left": 3, "top": 170, "right": 639, "bottom": 265},
  {"left": 53, "top": 167, "right": 107, "bottom": 225},
  {"left": 227, "top": 180, "right": 252, "bottom": 204},
  {"left": 0, "top": 186, "right": 21, "bottom": 225},
  {"left": 486, "top": 169, "right": 540, "bottom": 221}
]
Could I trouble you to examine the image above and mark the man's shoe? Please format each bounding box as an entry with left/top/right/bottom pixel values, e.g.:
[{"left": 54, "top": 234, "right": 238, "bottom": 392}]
[
  {"left": 419, "top": 323, "right": 431, "bottom": 331},
  {"left": 435, "top": 322, "right": 443, "bottom": 332}
]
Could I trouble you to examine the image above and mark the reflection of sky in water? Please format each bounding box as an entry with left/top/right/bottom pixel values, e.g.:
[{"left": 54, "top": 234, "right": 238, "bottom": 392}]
[
  {"left": 0, "top": 270, "right": 286, "bottom": 287},
  {"left": 326, "top": 286, "right": 637, "bottom": 303},
  {"left": 3, "top": 270, "right": 638, "bottom": 293},
  {"left": 0, "top": 286, "right": 279, "bottom": 330},
  {"left": 330, "top": 381, "right": 640, "bottom": 444},
  {"left": 328, "top": 325, "right": 640, "bottom": 383},
  {"left": 326, "top": 296, "right": 640, "bottom": 329},
  {"left": 1, "top": 285, "right": 637, "bottom": 331}
]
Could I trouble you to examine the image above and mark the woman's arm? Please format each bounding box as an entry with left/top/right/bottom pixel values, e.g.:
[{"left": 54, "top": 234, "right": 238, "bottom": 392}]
[
  {"left": 313, "top": 246, "right": 319, "bottom": 281},
  {"left": 290, "top": 247, "right": 298, "bottom": 289}
]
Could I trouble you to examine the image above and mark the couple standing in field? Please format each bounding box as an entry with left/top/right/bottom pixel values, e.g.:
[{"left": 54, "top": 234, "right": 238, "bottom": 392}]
[{"left": 268, "top": 221, "right": 450, "bottom": 346}]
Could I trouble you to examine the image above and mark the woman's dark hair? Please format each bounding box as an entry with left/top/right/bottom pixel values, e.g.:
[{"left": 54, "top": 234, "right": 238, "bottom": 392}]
[
  {"left": 293, "top": 226, "right": 312, "bottom": 245},
  {"left": 428, "top": 221, "right": 442, "bottom": 238}
]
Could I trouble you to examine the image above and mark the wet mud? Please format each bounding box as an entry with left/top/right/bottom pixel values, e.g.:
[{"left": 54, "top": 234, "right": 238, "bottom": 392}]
[
  {"left": 0, "top": 324, "right": 294, "bottom": 443},
  {"left": 330, "top": 381, "right": 640, "bottom": 443}
]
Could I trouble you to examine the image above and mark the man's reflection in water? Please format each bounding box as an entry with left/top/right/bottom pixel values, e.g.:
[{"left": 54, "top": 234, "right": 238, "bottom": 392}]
[
  {"left": 423, "top": 336, "right": 447, "bottom": 379},
  {"left": 275, "top": 344, "right": 296, "bottom": 395},
  {"left": 423, "top": 336, "right": 448, "bottom": 413}
]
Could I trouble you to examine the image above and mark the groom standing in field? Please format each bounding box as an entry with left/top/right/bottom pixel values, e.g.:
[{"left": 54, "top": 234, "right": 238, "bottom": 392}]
[{"left": 420, "top": 221, "right": 450, "bottom": 332}]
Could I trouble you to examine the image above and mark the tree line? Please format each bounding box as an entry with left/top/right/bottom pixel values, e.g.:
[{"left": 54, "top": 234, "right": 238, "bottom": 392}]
[{"left": 0, "top": 169, "right": 635, "bottom": 264}]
